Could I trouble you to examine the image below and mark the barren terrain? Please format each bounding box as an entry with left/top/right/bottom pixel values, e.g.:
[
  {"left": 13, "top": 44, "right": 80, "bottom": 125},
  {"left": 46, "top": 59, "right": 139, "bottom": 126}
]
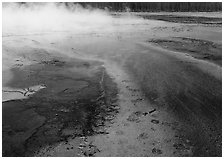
[{"left": 2, "top": 11, "right": 222, "bottom": 157}]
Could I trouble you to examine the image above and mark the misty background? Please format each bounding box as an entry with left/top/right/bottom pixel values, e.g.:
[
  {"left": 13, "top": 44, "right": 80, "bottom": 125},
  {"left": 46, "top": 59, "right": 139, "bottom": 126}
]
[{"left": 2, "top": 2, "right": 222, "bottom": 36}]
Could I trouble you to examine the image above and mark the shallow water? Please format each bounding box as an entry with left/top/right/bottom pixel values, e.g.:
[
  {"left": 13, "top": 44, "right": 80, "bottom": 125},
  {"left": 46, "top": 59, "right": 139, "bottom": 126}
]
[{"left": 3, "top": 84, "right": 46, "bottom": 102}]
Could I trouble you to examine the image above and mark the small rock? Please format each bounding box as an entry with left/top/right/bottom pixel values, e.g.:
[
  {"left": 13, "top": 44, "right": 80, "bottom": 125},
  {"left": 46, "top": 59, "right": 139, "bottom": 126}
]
[
  {"left": 173, "top": 143, "right": 186, "bottom": 150},
  {"left": 152, "top": 148, "right": 163, "bottom": 154},
  {"left": 138, "top": 133, "right": 149, "bottom": 140},
  {"left": 151, "top": 127, "right": 155, "bottom": 131},
  {"left": 148, "top": 109, "right": 156, "bottom": 114},
  {"left": 151, "top": 119, "right": 159, "bottom": 124},
  {"left": 134, "top": 111, "right": 143, "bottom": 116}
]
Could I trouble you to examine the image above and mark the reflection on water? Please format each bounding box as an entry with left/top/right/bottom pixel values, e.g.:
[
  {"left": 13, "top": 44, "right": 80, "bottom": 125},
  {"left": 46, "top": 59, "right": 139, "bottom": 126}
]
[{"left": 2, "top": 84, "right": 46, "bottom": 102}]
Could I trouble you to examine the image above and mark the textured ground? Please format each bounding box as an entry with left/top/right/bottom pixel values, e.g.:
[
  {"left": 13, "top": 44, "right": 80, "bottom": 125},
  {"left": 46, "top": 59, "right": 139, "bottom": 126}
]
[{"left": 2, "top": 12, "right": 222, "bottom": 157}]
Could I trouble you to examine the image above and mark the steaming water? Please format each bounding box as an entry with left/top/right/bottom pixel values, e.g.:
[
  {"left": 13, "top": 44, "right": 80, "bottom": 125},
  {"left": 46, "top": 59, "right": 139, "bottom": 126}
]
[{"left": 2, "top": 2, "right": 153, "bottom": 37}]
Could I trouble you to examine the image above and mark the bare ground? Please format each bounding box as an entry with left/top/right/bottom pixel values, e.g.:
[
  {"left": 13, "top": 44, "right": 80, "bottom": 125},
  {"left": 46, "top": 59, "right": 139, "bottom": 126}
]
[
  {"left": 2, "top": 12, "right": 222, "bottom": 157},
  {"left": 137, "top": 14, "right": 222, "bottom": 25},
  {"left": 2, "top": 50, "right": 118, "bottom": 156},
  {"left": 148, "top": 37, "right": 222, "bottom": 66}
]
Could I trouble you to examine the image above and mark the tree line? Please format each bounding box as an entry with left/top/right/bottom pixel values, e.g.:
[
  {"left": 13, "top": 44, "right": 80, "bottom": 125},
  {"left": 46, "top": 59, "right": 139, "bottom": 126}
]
[{"left": 72, "top": 2, "right": 222, "bottom": 12}]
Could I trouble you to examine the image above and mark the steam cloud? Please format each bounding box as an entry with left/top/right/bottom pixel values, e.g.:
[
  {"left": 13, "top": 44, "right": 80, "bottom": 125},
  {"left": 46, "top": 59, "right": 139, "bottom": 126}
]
[
  {"left": 3, "top": 2, "right": 147, "bottom": 37},
  {"left": 2, "top": 2, "right": 115, "bottom": 36}
]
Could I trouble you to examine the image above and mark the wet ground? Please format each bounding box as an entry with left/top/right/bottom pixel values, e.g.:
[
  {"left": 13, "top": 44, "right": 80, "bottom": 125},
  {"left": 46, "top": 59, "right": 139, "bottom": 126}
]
[
  {"left": 114, "top": 12, "right": 222, "bottom": 25},
  {"left": 2, "top": 52, "right": 118, "bottom": 156},
  {"left": 2, "top": 12, "right": 222, "bottom": 156},
  {"left": 148, "top": 37, "right": 222, "bottom": 66},
  {"left": 138, "top": 14, "right": 222, "bottom": 25}
]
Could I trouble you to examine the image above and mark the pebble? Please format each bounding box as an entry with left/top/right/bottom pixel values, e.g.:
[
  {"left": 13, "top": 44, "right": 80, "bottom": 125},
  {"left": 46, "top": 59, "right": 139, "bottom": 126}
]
[
  {"left": 152, "top": 148, "right": 163, "bottom": 154},
  {"left": 151, "top": 119, "right": 159, "bottom": 124}
]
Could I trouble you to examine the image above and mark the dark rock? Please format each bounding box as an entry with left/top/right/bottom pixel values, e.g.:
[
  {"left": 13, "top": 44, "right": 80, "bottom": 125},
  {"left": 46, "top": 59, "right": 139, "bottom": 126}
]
[
  {"left": 173, "top": 143, "right": 186, "bottom": 150},
  {"left": 148, "top": 109, "right": 156, "bottom": 114},
  {"left": 152, "top": 148, "right": 163, "bottom": 154},
  {"left": 137, "top": 133, "right": 149, "bottom": 140}
]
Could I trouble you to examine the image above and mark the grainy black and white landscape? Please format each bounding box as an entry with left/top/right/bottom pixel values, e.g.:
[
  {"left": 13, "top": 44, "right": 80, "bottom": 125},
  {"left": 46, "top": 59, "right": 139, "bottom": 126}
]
[{"left": 2, "top": 2, "right": 222, "bottom": 157}]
